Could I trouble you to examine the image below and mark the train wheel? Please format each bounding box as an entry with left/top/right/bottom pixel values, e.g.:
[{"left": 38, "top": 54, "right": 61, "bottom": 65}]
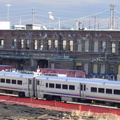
[
  {"left": 18, "top": 92, "right": 25, "bottom": 97},
  {"left": 53, "top": 96, "right": 61, "bottom": 101},
  {"left": 114, "top": 103, "right": 120, "bottom": 108},
  {"left": 46, "top": 95, "right": 52, "bottom": 100}
]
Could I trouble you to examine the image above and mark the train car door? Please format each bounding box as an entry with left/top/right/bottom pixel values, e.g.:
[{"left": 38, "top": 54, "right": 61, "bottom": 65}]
[
  {"left": 34, "top": 78, "right": 39, "bottom": 98},
  {"left": 80, "top": 84, "right": 86, "bottom": 98},
  {"left": 28, "top": 78, "right": 35, "bottom": 98}
]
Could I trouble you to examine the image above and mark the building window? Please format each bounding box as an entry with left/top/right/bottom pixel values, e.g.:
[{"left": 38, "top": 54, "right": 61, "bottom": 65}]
[
  {"left": 85, "top": 40, "right": 89, "bottom": 52},
  {"left": 84, "top": 63, "right": 88, "bottom": 75},
  {"left": 48, "top": 40, "right": 52, "bottom": 50},
  {"left": 34, "top": 39, "right": 38, "bottom": 50},
  {"left": 63, "top": 40, "right": 66, "bottom": 50},
  {"left": 101, "top": 41, "right": 106, "bottom": 52},
  {"left": 20, "top": 39, "right": 24, "bottom": 49},
  {"left": 118, "top": 41, "right": 120, "bottom": 54},
  {"left": 111, "top": 41, "right": 116, "bottom": 53},
  {"left": 70, "top": 40, "right": 73, "bottom": 51},
  {"left": 93, "top": 64, "right": 98, "bottom": 74},
  {"left": 40, "top": 39, "right": 44, "bottom": 50},
  {"left": 0, "top": 39, "right": 4, "bottom": 49},
  {"left": 94, "top": 40, "right": 98, "bottom": 52},
  {"left": 12, "top": 39, "right": 16, "bottom": 48},
  {"left": 26, "top": 39, "right": 30, "bottom": 49},
  {"left": 55, "top": 40, "right": 58, "bottom": 50},
  {"left": 100, "top": 64, "right": 105, "bottom": 74}
]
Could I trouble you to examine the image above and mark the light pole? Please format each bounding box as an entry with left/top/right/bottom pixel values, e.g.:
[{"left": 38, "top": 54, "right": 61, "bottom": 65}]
[
  {"left": 6, "top": 4, "right": 11, "bottom": 21},
  {"left": 58, "top": 17, "right": 60, "bottom": 30},
  {"left": 48, "top": 12, "right": 52, "bottom": 29}
]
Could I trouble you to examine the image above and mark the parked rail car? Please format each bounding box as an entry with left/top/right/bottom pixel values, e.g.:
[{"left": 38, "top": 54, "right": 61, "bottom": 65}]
[
  {"left": 0, "top": 71, "right": 35, "bottom": 97},
  {"left": 0, "top": 71, "right": 120, "bottom": 107}
]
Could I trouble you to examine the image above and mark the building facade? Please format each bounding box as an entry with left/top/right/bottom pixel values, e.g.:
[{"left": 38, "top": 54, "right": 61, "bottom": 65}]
[{"left": 0, "top": 29, "right": 120, "bottom": 79}]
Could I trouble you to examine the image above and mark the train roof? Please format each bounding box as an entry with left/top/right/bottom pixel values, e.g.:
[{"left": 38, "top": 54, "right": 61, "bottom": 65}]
[
  {"left": 36, "top": 75, "right": 120, "bottom": 86},
  {"left": 0, "top": 71, "right": 120, "bottom": 86},
  {"left": 0, "top": 71, "right": 34, "bottom": 78}
]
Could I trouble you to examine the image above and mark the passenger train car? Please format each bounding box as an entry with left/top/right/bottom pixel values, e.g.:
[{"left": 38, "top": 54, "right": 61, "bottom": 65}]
[{"left": 0, "top": 71, "right": 120, "bottom": 106}]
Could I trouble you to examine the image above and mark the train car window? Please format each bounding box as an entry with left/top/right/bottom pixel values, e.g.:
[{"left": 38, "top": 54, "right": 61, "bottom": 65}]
[
  {"left": 106, "top": 89, "right": 112, "bottom": 94},
  {"left": 46, "top": 83, "right": 48, "bottom": 87},
  {"left": 80, "top": 84, "right": 83, "bottom": 90},
  {"left": 17, "top": 80, "right": 22, "bottom": 85},
  {"left": 56, "top": 84, "right": 61, "bottom": 89},
  {"left": 12, "top": 79, "right": 16, "bottom": 84},
  {"left": 62, "top": 84, "right": 68, "bottom": 89},
  {"left": 37, "top": 80, "right": 39, "bottom": 85},
  {"left": 6, "top": 79, "right": 10, "bottom": 83},
  {"left": 1, "top": 78, "right": 5, "bottom": 83},
  {"left": 84, "top": 85, "right": 86, "bottom": 91},
  {"left": 114, "top": 89, "right": 120, "bottom": 95},
  {"left": 98, "top": 88, "right": 104, "bottom": 93},
  {"left": 28, "top": 79, "right": 31, "bottom": 84},
  {"left": 69, "top": 85, "right": 75, "bottom": 90},
  {"left": 91, "top": 87, "right": 97, "bottom": 92},
  {"left": 49, "top": 83, "right": 54, "bottom": 88},
  {"left": 80, "top": 84, "right": 86, "bottom": 91}
]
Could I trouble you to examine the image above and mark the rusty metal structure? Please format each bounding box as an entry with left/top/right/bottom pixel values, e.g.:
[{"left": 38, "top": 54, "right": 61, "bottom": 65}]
[{"left": 0, "top": 29, "right": 120, "bottom": 79}]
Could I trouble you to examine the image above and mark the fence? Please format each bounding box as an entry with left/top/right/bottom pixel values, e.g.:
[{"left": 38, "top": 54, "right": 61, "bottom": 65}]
[{"left": 0, "top": 95, "right": 120, "bottom": 115}]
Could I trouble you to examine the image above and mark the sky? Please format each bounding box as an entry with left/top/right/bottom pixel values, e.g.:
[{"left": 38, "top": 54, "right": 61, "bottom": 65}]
[{"left": 0, "top": 0, "right": 120, "bottom": 29}]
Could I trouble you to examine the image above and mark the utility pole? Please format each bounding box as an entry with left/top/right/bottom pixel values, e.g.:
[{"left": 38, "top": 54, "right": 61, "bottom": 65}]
[
  {"left": 110, "top": 4, "right": 116, "bottom": 29},
  {"left": 93, "top": 15, "right": 97, "bottom": 30},
  {"left": 58, "top": 17, "right": 60, "bottom": 30},
  {"left": 32, "top": 8, "right": 35, "bottom": 25},
  {"left": 6, "top": 4, "right": 11, "bottom": 21}
]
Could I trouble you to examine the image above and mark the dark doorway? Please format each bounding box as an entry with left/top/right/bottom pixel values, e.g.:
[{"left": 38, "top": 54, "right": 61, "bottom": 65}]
[
  {"left": 17, "top": 59, "right": 25, "bottom": 70},
  {"left": 37, "top": 59, "right": 48, "bottom": 68}
]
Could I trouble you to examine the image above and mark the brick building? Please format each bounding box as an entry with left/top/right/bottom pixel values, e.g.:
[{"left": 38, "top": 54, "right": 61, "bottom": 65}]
[{"left": 0, "top": 29, "right": 120, "bottom": 79}]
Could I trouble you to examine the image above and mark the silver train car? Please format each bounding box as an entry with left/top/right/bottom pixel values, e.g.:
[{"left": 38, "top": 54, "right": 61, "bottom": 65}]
[{"left": 0, "top": 71, "right": 120, "bottom": 107}]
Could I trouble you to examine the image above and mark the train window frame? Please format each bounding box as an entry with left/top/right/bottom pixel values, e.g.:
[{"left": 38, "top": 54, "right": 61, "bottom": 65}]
[
  {"left": 91, "top": 87, "right": 97, "bottom": 92},
  {"left": 80, "top": 84, "right": 83, "bottom": 90},
  {"left": 46, "top": 83, "right": 48, "bottom": 87},
  {"left": 12, "top": 79, "right": 16, "bottom": 84},
  {"left": 62, "top": 84, "right": 68, "bottom": 89},
  {"left": 6, "top": 79, "right": 10, "bottom": 84},
  {"left": 28, "top": 79, "right": 32, "bottom": 84},
  {"left": 56, "top": 84, "right": 61, "bottom": 89},
  {"left": 69, "top": 85, "right": 75, "bottom": 90},
  {"left": 49, "top": 83, "right": 54, "bottom": 88},
  {"left": 17, "top": 80, "right": 22, "bottom": 85},
  {"left": 114, "top": 89, "right": 120, "bottom": 95},
  {"left": 1, "top": 78, "right": 5, "bottom": 83},
  {"left": 37, "top": 80, "right": 39, "bottom": 85},
  {"left": 98, "top": 88, "right": 104, "bottom": 93},
  {"left": 106, "top": 89, "right": 112, "bottom": 94}
]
